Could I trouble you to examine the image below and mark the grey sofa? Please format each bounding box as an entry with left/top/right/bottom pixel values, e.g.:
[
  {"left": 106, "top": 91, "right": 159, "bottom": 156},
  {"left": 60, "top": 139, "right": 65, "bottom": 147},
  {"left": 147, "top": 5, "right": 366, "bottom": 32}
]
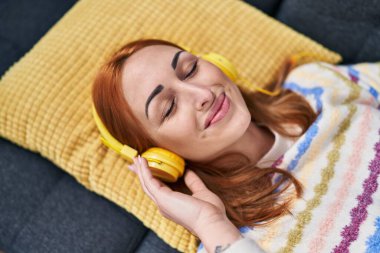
[{"left": 1, "top": 0, "right": 379, "bottom": 252}]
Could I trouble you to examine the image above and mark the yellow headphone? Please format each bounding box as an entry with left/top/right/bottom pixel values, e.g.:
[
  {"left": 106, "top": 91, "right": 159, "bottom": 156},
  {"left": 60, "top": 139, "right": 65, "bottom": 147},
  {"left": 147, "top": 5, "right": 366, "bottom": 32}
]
[{"left": 92, "top": 47, "right": 294, "bottom": 183}]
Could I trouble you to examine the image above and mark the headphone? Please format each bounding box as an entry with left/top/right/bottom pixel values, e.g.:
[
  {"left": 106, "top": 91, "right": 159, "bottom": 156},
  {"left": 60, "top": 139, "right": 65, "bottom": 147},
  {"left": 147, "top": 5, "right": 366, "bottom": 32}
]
[{"left": 92, "top": 47, "right": 285, "bottom": 183}]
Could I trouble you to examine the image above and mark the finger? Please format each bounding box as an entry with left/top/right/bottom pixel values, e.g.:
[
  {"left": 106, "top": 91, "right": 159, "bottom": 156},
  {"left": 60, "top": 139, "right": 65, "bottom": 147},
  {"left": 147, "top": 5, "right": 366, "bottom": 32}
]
[
  {"left": 128, "top": 164, "right": 137, "bottom": 173},
  {"left": 139, "top": 156, "right": 166, "bottom": 189},
  {"left": 138, "top": 157, "right": 197, "bottom": 220},
  {"left": 137, "top": 167, "right": 156, "bottom": 202},
  {"left": 135, "top": 156, "right": 160, "bottom": 203},
  {"left": 139, "top": 156, "right": 173, "bottom": 200},
  {"left": 132, "top": 157, "right": 154, "bottom": 197},
  {"left": 184, "top": 169, "right": 209, "bottom": 194}
]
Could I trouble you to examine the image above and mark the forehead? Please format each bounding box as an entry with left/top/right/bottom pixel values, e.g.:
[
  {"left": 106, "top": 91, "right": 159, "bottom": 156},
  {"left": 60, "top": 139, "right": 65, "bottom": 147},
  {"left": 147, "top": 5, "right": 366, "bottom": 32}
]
[{"left": 121, "top": 45, "right": 179, "bottom": 105}]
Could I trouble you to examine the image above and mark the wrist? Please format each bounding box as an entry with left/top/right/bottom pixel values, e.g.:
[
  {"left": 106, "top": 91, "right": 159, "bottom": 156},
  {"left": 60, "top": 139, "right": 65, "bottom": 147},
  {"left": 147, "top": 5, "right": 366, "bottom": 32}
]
[{"left": 196, "top": 218, "right": 242, "bottom": 253}]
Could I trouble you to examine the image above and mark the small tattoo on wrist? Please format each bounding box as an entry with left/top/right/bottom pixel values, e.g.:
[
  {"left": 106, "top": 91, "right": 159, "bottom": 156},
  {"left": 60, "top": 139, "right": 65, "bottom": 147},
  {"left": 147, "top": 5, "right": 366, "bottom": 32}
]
[{"left": 214, "top": 244, "right": 231, "bottom": 253}]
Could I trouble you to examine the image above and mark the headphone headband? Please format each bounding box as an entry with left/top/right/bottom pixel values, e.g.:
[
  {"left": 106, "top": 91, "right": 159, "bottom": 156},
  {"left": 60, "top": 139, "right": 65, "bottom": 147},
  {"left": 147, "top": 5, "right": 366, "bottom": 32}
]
[{"left": 92, "top": 104, "right": 138, "bottom": 163}]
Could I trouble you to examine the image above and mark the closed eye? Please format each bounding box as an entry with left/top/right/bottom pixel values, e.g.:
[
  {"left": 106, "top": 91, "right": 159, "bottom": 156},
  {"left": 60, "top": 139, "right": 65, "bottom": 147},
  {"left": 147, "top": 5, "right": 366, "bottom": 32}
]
[
  {"left": 163, "top": 97, "right": 176, "bottom": 120},
  {"left": 184, "top": 59, "right": 198, "bottom": 79},
  {"left": 162, "top": 57, "right": 197, "bottom": 122}
]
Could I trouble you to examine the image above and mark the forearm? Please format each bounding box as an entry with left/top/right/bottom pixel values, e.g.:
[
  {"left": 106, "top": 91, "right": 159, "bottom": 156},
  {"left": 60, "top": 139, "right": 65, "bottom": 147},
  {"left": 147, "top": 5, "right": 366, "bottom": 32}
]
[{"left": 196, "top": 218, "right": 242, "bottom": 253}]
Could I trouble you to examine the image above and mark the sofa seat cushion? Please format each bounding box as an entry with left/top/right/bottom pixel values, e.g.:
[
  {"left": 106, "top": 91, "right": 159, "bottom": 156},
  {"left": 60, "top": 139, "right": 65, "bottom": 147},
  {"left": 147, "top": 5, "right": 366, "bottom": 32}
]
[
  {"left": 276, "top": 0, "right": 380, "bottom": 63},
  {"left": 0, "top": 138, "right": 180, "bottom": 253}
]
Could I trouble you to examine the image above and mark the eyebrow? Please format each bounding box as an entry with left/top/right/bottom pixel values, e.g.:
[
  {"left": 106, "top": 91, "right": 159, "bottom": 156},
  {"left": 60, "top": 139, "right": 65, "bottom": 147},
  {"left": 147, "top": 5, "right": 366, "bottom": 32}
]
[
  {"left": 145, "top": 50, "right": 184, "bottom": 120},
  {"left": 145, "top": 84, "right": 164, "bottom": 119},
  {"left": 171, "top": 50, "right": 184, "bottom": 70}
]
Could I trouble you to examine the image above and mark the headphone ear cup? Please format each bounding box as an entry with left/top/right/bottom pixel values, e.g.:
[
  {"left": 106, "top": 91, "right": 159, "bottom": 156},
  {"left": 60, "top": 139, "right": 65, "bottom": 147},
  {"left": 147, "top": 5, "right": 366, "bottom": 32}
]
[
  {"left": 141, "top": 147, "right": 185, "bottom": 183},
  {"left": 200, "top": 53, "right": 239, "bottom": 82}
]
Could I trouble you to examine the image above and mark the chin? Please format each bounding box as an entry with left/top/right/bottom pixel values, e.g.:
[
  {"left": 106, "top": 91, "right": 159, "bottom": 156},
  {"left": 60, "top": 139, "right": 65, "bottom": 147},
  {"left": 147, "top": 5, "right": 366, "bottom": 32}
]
[{"left": 187, "top": 107, "right": 251, "bottom": 162}]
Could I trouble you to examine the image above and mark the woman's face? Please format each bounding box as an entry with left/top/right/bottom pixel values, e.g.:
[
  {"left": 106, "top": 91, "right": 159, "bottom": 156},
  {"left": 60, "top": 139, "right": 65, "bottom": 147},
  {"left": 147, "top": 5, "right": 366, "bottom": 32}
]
[{"left": 121, "top": 45, "right": 252, "bottom": 162}]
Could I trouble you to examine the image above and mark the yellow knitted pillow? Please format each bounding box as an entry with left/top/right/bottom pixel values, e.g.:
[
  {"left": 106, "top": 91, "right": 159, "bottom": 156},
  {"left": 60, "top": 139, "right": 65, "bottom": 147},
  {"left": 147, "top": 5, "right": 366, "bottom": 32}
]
[{"left": 0, "top": 0, "right": 341, "bottom": 252}]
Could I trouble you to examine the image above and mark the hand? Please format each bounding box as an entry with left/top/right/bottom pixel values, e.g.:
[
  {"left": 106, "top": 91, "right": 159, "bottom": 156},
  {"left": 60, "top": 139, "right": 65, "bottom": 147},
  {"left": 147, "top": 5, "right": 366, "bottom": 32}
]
[{"left": 128, "top": 155, "right": 229, "bottom": 236}]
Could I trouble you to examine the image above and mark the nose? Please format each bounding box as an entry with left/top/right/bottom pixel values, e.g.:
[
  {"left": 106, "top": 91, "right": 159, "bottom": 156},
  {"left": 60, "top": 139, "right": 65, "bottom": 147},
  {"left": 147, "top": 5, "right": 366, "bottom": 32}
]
[{"left": 179, "top": 81, "right": 215, "bottom": 111}]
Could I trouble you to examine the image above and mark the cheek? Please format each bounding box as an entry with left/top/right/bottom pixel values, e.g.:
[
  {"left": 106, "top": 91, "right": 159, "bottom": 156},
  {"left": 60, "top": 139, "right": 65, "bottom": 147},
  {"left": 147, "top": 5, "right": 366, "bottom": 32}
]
[
  {"left": 153, "top": 119, "right": 197, "bottom": 150},
  {"left": 200, "top": 61, "right": 228, "bottom": 83}
]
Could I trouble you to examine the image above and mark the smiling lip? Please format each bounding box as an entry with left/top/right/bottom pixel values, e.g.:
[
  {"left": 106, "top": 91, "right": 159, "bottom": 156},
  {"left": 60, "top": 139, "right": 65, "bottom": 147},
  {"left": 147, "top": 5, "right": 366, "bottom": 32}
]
[{"left": 204, "top": 92, "right": 230, "bottom": 129}]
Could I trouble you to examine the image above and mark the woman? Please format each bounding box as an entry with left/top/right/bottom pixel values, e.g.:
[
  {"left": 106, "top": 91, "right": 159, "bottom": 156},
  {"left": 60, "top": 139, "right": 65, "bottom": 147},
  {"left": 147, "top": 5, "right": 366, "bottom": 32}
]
[{"left": 92, "top": 39, "right": 380, "bottom": 253}]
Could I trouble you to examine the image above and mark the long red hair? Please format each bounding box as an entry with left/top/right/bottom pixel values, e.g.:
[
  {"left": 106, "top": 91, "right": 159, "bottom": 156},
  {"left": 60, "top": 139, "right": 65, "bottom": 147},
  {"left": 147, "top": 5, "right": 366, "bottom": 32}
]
[{"left": 92, "top": 39, "right": 317, "bottom": 228}]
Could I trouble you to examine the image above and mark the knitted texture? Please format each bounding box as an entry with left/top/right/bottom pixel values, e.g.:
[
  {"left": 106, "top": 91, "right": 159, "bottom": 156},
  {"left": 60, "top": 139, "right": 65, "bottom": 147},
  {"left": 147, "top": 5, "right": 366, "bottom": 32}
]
[
  {"left": 0, "top": 0, "right": 341, "bottom": 252},
  {"left": 196, "top": 62, "right": 380, "bottom": 253}
]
